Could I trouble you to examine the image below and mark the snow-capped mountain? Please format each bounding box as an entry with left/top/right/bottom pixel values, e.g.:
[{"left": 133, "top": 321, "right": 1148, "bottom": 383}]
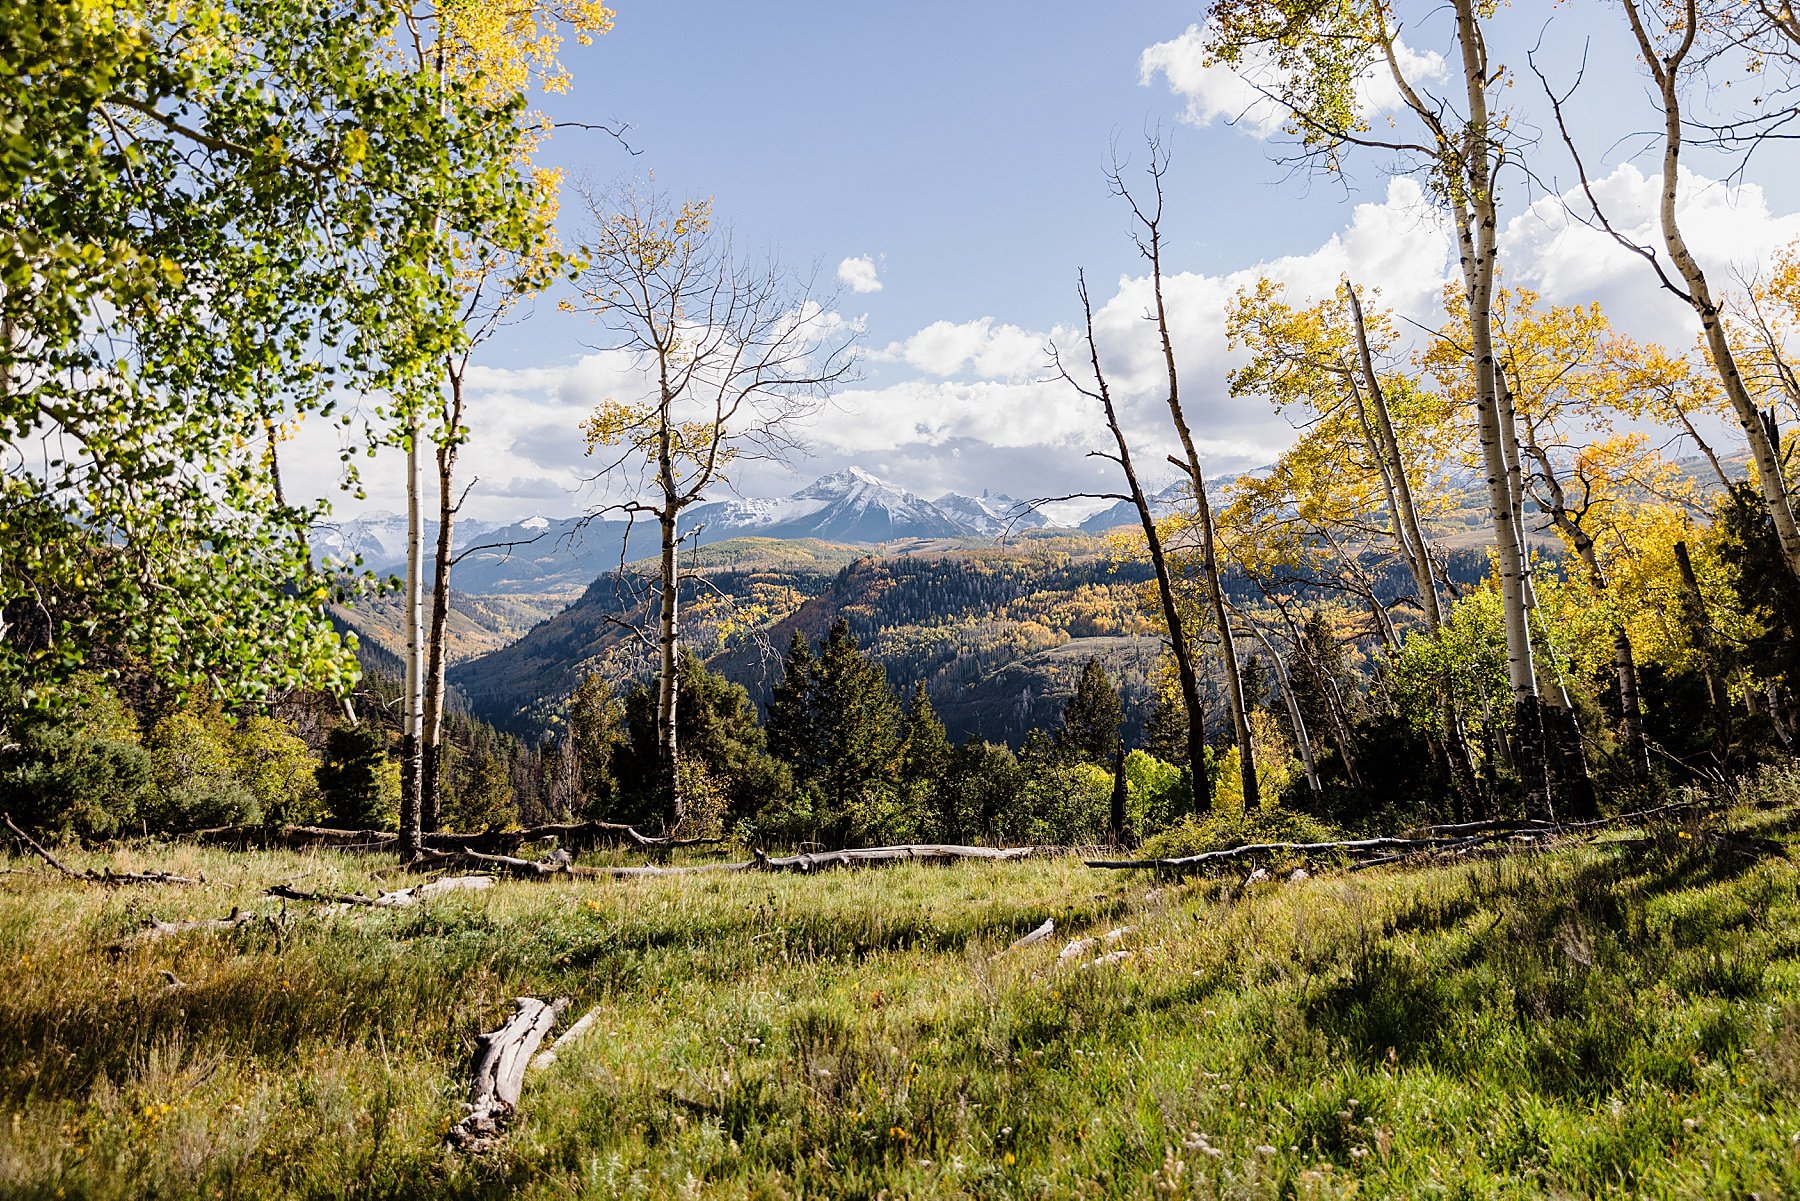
[
  {"left": 931, "top": 490, "right": 1055, "bottom": 536},
  {"left": 310, "top": 512, "right": 502, "bottom": 568},
  {"left": 326, "top": 469, "right": 1067, "bottom": 597},
  {"left": 687, "top": 468, "right": 969, "bottom": 543},
  {"left": 1078, "top": 481, "right": 1188, "bottom": 533}
]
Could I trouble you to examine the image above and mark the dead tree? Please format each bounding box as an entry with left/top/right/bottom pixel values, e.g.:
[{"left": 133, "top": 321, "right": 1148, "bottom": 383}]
[
  {"left": 572, "top": 184, "right": 856, "bottom": 831},
  {"left": 1110, "top": 140, "right": 1260, "bottom": 808},
  {"left": 1051, "top": 273, "right": 1215, "bottom": 810}
]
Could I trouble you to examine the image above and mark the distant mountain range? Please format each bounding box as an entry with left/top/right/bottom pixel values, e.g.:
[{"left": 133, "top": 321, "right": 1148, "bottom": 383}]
[{"left": 315, "top": 468, "right": 1063, "bottom": 598}]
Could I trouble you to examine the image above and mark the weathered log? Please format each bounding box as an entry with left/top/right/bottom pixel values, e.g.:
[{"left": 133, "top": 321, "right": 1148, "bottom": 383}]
[
  {"left": 107, "top": 908, "right": 260, "bottom": 953},
  {"left": 266, "top": 875, "right": 496, "bottom": 907},
  {"left": 448, "top": 996, "right": 569, "bottom": 1152},
  {"left": 530, "top": 1006, "right": 600, "bottom": 1071},
  {"left": 4, "top": 813, "right": 201, "bottom": 886},
  {"left": 992, "top": 918, "right": 1055, "bottom": 959},
  {"left": 753, "top": 845, "right": 1034, "bottom": 873},
  {"left": 1057, "top": 937, "right": 1098, "bottom": 963},
  {"left": 193, "top": 819, "right": 720, "bottom": 856},
  {"left": 1086, "top": 836, "right": 1460, "bottom": 874}
]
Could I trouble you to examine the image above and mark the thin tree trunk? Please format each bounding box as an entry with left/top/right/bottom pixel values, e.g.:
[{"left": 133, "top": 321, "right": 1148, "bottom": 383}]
[
  {"left": 656, "top": 499, "right": 683, "bottom": 832},
  {"left": 422, "top": 365, "right": 467, "bottom": 835},
  {"left": 1447, "top": 0, "right": 1552, "bottom": 819},
  {"left": 1069, "top": 273, "right": 1214, "bottom": 810},
  {"left": 1242, "top": 616, "right": 1320, "bottom": 795},
  {"left": 1344, "top": 280, "right": 1443, "bottom": 630},
  {"left": 1145, "top": 232, "right": 1256, "bottom": 805},
  {"left": 1673, "top": 538, "right": 1732, "bottom": 766},
  {"left": 1621, "top": 0, "right": 1800, "bottom": 585},
  {"left": 400, "top": 426, "right": 425, "bottom": 859}
]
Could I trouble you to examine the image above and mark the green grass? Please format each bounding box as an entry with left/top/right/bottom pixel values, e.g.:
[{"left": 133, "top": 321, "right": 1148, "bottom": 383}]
[{"left": 4, "top": 795, "right": 1800, "bottom": 1198}]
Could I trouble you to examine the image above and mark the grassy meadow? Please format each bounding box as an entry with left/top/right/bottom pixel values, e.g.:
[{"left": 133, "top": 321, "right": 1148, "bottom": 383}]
[{"left": 4, "top": 783, "right": 1800, "bottom": 1198}]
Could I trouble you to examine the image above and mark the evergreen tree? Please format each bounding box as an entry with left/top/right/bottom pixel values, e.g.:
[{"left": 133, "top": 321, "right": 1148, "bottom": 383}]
[
  {"left": 1055, "top": 657, "right": 1122, "bottom": 765},
  {"left": 765, "top": 620, "right": 903, "bottom": 844},
  {"left": 617, "top": 650, "right": 788, "bottom": 831},
  {"left": 812, "top": 620, "right": 903, "bottom": 842},
  {"left": 317, "top": 724, "right": 392, "bottom": 830},
  {"left": 766, "top": 630, "right": 822, "bottom": 779},
  {"left": 567, "top": 671, "right": 624, "bottom": 818},
  {"left": 1144, "top": 687, "right": 1190, "bottom": 765},
  {"left": 901, "top": 681, "right": 953, "bottom": 836}
]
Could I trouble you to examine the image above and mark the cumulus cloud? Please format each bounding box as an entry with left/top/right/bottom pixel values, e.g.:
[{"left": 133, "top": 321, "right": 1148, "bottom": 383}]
[
  {"left": 1140, "top": 22, "right": 1447, "bottom": 138},
  {"left": 293, "top": 165, "right": 1800, "bottom": 525},
  {"left": 836, "top": 254, "right": 883, "bottom": 294},
  {"left": 873, "top": 317, "right": 1056, "bottom": 380}
]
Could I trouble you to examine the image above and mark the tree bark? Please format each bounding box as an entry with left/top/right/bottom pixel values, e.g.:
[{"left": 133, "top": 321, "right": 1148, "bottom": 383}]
[
  {"left": 1445, "top": 0, "right": 1553, "bottom": 818},
  {"left": 1129, "top": 159, "right": 1258, "bottom": 808},
  {"left": 449, "top": 997, "right": 569, "bottom": 1152},
  {"left": 1068, "top": 272, "right": 1214, "bottom": 810},
  {"left": 1621, "top": 0, "right": 1800, "bottom": 585},
  {"left": 421, "top": 366, "right": 466, "bottom": 835},
  {"left": 400, "top": 424, "right": 426, "bottom": 861}
]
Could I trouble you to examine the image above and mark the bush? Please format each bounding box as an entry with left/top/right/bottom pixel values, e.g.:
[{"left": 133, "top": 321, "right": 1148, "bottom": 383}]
[
  {"left": 0, "top": 723, "right": 155, "bottom": 840},
  {"left": 231, "top": 715, "right": 326, "bottom": 826},
  {"left": 143, "top": 775, "right": 261, "bottom": 832},
  {"left": 1138, "top": 801, "right": 1344, "bottom": 861}
]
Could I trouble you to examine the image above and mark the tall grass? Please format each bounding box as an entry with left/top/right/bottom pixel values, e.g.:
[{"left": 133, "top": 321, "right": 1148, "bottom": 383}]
[{"left": 2, "top": 793, "right": 1798, "bottom": 1198}]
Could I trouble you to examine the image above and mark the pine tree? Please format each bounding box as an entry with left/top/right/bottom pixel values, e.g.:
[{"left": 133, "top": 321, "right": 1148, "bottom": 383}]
[
  {"left": 813, "top": 620, "right": 902, "bottom": 841},
  {"left": 1055, "top": 657, "right": 1122, "bottom": 766},
  {"left": 317, "top": 724, "right": 391, "bottom": 830},
  {"left": 567, "top": 671, "right": 623, "bottom": 819},
  {"left": 901, "top": 681, "right": 952, "bottom": 835},
  {"left": 766, "top": 630, "right": 821, "bottom": 780}
]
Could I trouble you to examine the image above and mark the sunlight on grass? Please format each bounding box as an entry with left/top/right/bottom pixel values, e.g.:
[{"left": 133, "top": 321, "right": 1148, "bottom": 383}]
[{"left": 3, "top": 801, "right": 1799, "bottom": 1198}]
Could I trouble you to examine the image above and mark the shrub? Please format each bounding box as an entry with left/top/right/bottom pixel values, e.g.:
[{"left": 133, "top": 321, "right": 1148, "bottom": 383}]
[
  {"left": 0, "top": 723, "right": 155, "bottom": 840},
  {"left": 1138, "top": 800, "right": 1344, "bottom": 861},
  {"left": 143, "top": 775, "right": 261, "bottom": 831},
  {"left": 231, "top": 715, "right": 326, "bottom": 826}
]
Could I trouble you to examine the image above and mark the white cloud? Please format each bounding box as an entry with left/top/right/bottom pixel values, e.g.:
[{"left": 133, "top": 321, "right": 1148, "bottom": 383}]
[
  {"left": 836, "top": 254, "right": 883, "bottom": 294},
  {"left": 295, "top": 166, "right": 1800, "bottom": 524},
  {"left": 1502, "top": 164, "right": 1800, "bottom": 347},
  {"left": 874, "top": 317, "right": 1055, "bottom": 380},
  {"left": 1140, "top": 22, "right": 1447, "bottom": 139}
]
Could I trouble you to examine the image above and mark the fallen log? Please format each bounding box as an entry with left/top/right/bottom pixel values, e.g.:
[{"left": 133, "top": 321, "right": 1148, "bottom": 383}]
[
  {"left": 266, "top": 875, "right": 496, "bottom": 907},
  {"left": 992, "top": 918, "right": 1055, "bottom": 959},
  {"left": 4, "top": 813, "right": 200, "bottom": 886},
  {"left": 107, "top": 908, "right": 260, "bottom": 953},
  {"left": 449, "top": 996, "right": 568, "bottom": 1152},
  {"left": 752, "top": 845, "right": 1034, "bottom": 873},
  {"left": 1086, "top": 836, "right": 1459, "bottom": 874},
  {"left": 193, "top": 819, "right": 719, "bottom": 856},
  {"left": 531, "top": 1006, "right": 600, "bottom": 1071}
]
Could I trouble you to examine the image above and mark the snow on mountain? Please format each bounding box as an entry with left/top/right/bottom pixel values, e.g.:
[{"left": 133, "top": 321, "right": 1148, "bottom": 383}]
[
  {"left": 931, "top": 491, "right": 1056, "bottom": 536},
  {"left": 322, "top": 469, "right": 1082, "bottom": 597},
  {"left": 688, "top": 467, "right": 967, "bottom": 543},
  {"left": 311, "top": 512, "right": 502, "bottom": 570}
]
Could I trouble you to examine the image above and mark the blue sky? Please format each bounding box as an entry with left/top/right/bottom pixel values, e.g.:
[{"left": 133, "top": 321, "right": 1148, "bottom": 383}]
[{"left": 296, "top": 2, "right": 1800, "bottom": 524}]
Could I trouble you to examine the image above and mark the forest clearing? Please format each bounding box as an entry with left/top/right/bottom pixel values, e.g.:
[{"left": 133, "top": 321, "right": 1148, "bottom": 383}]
[{"left": 3, "top": 771, "right": 1798, "bottom": 1199}]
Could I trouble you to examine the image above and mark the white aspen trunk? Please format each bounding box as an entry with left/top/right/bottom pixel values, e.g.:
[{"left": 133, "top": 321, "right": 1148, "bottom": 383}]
[
  {"left": 1622, "top": 0, "right": 1800, "bottom": 583},
  {"left": 1344, "top": 281, "right": 1443, "bottom": 631},
  {"left": 401, "top": 428, "right": 425, "bottom": 858},
  {"left": 1449, "top": 0, "right": 1552, "bottom": 817},
  {"left": 421, "top": 367, "right": 465, "bottom": 834}
]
